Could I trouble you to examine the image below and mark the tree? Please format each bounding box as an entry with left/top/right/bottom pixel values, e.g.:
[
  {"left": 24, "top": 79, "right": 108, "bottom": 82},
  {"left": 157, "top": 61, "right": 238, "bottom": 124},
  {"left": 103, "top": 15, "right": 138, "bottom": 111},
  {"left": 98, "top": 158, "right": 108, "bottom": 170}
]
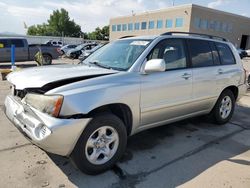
[
  {"left": 27, "top": 8, "right": 82, "bottom": 37},
  {"left": 86, "top": 25, "right": 109, "bottom": 40}
]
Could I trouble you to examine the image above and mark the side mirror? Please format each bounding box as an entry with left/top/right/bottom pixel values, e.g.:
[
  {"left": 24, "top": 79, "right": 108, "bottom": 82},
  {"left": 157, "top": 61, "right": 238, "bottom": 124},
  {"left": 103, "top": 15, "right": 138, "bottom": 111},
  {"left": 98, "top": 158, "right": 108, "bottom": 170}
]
[{"left": 144, "top": 59, "right": 166, "bottom": 73}]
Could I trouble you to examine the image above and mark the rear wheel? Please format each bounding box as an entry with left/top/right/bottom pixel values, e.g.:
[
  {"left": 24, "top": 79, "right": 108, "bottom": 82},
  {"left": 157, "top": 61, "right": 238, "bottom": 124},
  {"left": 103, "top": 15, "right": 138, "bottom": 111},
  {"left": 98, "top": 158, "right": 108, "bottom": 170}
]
[
  {"left": 71, "top": 113, "right": 127, "bottom": 175},
  {"left": 42, "top": 54, "right": 52, "bottom": 65},
  {"left": 210, "top": 89, "right": 235, "bottom": 124}
]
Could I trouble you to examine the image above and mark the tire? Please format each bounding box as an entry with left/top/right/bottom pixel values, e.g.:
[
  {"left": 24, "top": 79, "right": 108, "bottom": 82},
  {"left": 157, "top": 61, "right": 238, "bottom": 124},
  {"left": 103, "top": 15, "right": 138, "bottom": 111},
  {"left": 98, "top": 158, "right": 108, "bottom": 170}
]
[
  {"left": 71, "top": 113, "right": 127, "bottom": 175},
  {"left": 42, "top": 54, "right": 52, "bottom": 65},
  {"left": 210, "top": 89, "right": 235, "bottom": 124}
]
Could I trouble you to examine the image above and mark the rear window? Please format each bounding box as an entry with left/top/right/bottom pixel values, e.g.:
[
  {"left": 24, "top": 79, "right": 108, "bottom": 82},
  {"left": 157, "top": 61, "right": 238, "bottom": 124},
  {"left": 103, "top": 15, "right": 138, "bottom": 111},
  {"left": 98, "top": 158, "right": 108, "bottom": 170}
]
[
  {"left": 10, "top": 39, "right": 24, "bottom": 47},
  {"left": 188, "top": 39, "right": 213, "bottom": 67},
  {"left": 215, "top": 42, "right": 235, "bottom": 65}
]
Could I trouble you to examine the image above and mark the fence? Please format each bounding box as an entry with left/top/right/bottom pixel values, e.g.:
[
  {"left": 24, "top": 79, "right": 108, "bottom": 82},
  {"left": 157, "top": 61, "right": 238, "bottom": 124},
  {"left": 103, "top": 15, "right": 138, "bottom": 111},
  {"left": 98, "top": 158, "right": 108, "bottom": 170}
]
[{"left": 0, "top": 34, "right": 104, "bottom": 45}]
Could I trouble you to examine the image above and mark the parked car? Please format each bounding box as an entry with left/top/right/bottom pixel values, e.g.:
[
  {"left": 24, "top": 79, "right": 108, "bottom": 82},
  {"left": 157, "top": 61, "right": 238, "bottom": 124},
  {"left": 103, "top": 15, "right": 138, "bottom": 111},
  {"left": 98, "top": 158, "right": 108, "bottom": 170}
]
[
  {"left": 66, "top": 43, "right": 98, "bottom": 59},
  {"left": 246, "top": 49, "right": 250, "bottom": 57},
  {"left": 45, "top": 40, "right": 63, "bottom": 47},
  {"left": 4, "top": 32, "right": 247, "bottom": 175},
  {"left": 237, "top": 48, "right": 248, "bottom": 59},
  {"left": 0, "top": 38, "right": 61, "bottom": 64},
  {"left": 59, "top": 44, "right": 77, "bottom": 55},
  {"left": 78, "top": 44, "right": 104, "bottom": 61}
]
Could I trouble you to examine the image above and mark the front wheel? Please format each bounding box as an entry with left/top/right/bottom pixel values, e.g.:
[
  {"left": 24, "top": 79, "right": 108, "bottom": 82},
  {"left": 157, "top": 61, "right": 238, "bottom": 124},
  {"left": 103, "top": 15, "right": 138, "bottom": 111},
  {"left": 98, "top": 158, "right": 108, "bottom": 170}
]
[
  {"left": 71, "top": 113, "right": 127, "bottom": 175},
  {"left": 210, "top": 89, "right": 235, "bottom": 124}
]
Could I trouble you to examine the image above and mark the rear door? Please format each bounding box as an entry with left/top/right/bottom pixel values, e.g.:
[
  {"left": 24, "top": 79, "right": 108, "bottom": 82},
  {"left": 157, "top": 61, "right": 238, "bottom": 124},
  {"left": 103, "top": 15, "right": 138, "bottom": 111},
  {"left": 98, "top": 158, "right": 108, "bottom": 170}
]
[
  {"left": 10, "top": 39, "right": 28, "bottom": 61},
  {"left": 187, "top": 39, "right": 219, "bottom": 111},
  {"left": 214, "top": 42, "right": 239, "bottom": 92},
  {"left": 0, "top": 39, "right": 10, "bottom": 62},
  {"left": 140, "top": 38, "right": 193, "bottom": 126}
]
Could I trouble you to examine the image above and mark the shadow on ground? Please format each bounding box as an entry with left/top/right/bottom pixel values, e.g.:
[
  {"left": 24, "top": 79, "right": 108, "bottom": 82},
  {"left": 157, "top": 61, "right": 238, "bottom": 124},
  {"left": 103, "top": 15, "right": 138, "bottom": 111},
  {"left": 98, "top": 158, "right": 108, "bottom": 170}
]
[{"left": 46, "top": 104, "right": 250, "bottom": 188}]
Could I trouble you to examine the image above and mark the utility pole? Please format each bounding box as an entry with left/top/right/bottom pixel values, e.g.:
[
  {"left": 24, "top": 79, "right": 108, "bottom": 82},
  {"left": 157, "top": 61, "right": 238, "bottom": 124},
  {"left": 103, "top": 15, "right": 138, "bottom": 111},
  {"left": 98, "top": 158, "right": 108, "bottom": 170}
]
[{"left": 172, "top": 0, "right": 175, "bottom": 6}]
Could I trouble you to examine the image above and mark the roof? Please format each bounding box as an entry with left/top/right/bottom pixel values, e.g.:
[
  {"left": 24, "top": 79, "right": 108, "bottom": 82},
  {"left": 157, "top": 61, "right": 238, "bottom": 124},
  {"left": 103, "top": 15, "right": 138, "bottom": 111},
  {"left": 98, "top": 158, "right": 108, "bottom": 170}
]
[
  {"left": 119, "top": 35, "right": 158, "bottom": 40},
  {"left": 110, "top": 3, "right": 250, "bottom": 21}
]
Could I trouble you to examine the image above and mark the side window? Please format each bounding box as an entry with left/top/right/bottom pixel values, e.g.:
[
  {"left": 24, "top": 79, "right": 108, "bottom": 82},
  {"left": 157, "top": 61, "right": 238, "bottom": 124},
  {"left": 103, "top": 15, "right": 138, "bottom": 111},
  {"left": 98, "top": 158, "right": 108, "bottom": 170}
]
[
  {"left": 188, "top": 39, "right": 213, "bottom": 67},
  {"left": 10, "top": 39, "right": 24, "bottom": 47},
  {"left": 147, "top": 39, "right": 187, "bottom": 71},
  {"left": 215, "top": 42, "right": 235, "bottom": 65},
  {"left": 209, "top": 42, "right": 220, "bottom": 65},
  {"left": 0, "top": 39, "right": 9, "bottom": 48}
]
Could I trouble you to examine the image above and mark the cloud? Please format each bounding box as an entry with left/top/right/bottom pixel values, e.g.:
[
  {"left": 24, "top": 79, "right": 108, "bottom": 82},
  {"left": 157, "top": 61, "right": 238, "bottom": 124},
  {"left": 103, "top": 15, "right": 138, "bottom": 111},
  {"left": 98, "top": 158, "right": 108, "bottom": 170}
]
[
  {"left": 42, "top": 0, "right": 164, "bottom": 32},
  {"left": 207, "top": 0, "right": 229, "bottom": 8},
  {"left": 0, "top": 0, "right": 173, "bottom": 34}
]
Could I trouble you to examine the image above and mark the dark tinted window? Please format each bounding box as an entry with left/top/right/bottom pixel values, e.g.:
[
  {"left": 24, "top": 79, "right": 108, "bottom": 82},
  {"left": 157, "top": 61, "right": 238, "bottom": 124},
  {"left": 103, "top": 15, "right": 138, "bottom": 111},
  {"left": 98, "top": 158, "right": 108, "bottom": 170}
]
[
  {"left": 0, "top": 39, "right": 10, "bottom": 48},
  {"left": 209, "top": 42, "right": 220, "bottom": 65},
  {"left": 148, "top": 39, "right": 187, "bottom": 71},
  {"left": 215, "top": 42, "right": 235, "bottom": 65},
  {"left": 10, "top": 39, "right": 24, "bottom": 47},
  {"left": 188, "top": 39, "right": 213, "bottom": 67}
]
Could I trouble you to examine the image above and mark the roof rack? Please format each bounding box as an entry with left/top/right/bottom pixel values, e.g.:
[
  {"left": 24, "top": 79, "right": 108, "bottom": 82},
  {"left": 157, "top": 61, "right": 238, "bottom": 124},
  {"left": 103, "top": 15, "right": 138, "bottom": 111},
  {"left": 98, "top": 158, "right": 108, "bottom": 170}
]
[{"left": 161, "top": 31, "right": 228, "bottom": 42}]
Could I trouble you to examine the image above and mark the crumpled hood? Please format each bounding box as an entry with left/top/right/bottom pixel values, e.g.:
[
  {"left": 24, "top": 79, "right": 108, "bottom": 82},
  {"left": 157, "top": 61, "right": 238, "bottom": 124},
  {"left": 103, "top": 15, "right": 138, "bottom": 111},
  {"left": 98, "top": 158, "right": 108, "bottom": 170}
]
[{"left": 7, "top": 64, "right": 118, "bottom": 90}]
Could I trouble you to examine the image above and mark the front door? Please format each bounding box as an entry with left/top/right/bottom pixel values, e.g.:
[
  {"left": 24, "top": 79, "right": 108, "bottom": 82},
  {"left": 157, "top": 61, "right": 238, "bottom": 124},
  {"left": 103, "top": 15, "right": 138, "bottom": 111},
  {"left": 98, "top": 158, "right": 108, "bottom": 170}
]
[
  {"left": 10, "top": 39, "right": 28, "bottom": 61},
  {"left": 0, "top": 39, "right": 10, "bottom": 62},
  {"left": 140, "top": 38, "right": 193, "bottom": 127}
]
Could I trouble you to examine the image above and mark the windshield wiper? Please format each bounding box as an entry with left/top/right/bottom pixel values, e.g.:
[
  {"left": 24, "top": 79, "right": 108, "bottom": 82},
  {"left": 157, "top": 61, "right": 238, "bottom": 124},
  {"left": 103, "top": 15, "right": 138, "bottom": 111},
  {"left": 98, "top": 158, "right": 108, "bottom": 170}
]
[
  {"left": 88, "top": 61, "right": 126, "bottom": 71},
  {"left": 88, "top": 61, "right": 112, "bottom": 69}
]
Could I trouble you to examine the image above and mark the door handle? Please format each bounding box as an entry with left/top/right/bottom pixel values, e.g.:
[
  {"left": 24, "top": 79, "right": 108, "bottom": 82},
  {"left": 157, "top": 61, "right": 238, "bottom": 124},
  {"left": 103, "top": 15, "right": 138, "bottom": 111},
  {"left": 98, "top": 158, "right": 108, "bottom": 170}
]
[
  {"left": 181, "top": 73, "right": 191, "bottom": 79},
  {"left": 218, "top": 69, "right": 224, "bottom": 74}
]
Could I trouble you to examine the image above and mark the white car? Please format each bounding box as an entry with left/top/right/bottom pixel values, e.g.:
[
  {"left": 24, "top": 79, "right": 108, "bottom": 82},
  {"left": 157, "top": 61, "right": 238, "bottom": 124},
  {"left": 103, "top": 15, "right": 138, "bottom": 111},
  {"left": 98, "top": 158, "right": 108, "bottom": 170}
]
[{"left": 4, "top": 32, "right": 248, "bottom": 174}]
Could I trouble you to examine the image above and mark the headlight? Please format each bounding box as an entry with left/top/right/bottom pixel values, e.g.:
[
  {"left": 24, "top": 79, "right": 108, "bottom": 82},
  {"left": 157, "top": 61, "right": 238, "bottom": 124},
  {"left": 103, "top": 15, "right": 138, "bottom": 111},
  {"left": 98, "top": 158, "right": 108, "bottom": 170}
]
[{"left": 23, "top": 94, "right": 63, "bottom": 117}]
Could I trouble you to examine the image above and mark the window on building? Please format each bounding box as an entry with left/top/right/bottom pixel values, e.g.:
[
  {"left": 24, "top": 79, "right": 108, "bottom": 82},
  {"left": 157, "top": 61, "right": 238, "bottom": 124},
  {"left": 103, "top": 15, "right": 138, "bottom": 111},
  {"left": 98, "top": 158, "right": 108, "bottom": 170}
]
[
  {"left": 157, "top": 20, "right": 163, "bottom": 29},
  {"left": 188, "top": 39, "right": 213, "bottom": 67},
  {"left": 117, "top": 24, "right": 121, "bottom": 31},
  {"left": 134, "top": 22, "right": 140, "bottom": 30},
  {"left": 222, "top": 23, "right": 227, "bottom": 32},
  {"left": 227, "top": 23, "right": 233, "bottom": 33},
  {"left": 112, "top": 25, "right": 116, "bottom": 32},
  {"left": 141, "top": 22, "right": 147, "bottom": 30},
  {"left": 149, "top": 21, "right": 154, "bottom": 29},
  {"left": 215, "top": 21, "right": 220, "bottom": 32},
  {"left": 200, "top": 19, "right": 208, "bottom": 30},
  {"left": 194, "top": 17, "right": 200, "bottom": 29},
  {"left": 128, "top": 23, "right": 133, "bottom": 31},
  {"left": 209, "top": 20, "right": 215, "bottom": 31},
  {"left": 175, "top": 18, "right": 183, "bottom": 27},
  {"left": 147, "top": 39, "right": 187, "bottom": 71},
  {"left": 122, "top": 24, "right": 127, "bottom": 31},
  {"left": 166, "top": 19, "right": 173, "bottom": 28},
  {"left": 215, "top": 42, "right": 236, "bottom": 65}
]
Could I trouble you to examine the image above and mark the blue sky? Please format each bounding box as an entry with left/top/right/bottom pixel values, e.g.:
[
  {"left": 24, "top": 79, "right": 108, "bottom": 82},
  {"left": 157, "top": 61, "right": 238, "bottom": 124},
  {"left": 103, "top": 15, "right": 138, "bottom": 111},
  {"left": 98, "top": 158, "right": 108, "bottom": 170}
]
[{"left": 0, "top": 0, "right": 249, "bottom": 34}]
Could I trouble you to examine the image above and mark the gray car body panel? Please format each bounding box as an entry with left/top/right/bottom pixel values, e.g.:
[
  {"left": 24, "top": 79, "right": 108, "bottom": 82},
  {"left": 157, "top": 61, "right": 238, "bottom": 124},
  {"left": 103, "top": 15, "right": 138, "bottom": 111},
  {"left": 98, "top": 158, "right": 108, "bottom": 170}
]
[{"left": 0, "top": 37, "right": 60, "bottom": 62}]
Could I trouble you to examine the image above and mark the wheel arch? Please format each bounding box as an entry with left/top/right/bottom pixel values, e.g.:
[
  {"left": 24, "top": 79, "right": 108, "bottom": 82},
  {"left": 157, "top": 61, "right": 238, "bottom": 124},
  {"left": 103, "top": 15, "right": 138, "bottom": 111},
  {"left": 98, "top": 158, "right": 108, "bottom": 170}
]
[
  {"left": 87, "top": 103, "right": 133, "bottom": 136},
  {"left": 221, "top": 85, "right": 238, "bottom": 100}
]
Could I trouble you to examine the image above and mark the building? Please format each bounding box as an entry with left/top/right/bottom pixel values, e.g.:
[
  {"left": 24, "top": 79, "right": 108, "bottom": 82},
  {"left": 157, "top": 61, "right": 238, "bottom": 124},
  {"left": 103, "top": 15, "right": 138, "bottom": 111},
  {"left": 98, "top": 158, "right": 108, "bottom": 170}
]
[{"left": 109, "top": 4, "right": 250, "bottom": 49}]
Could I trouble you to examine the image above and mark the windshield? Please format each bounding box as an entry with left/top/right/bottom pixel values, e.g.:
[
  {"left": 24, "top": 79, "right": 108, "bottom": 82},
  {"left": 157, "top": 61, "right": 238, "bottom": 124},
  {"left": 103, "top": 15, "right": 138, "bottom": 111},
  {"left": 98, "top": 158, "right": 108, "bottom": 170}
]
[
  {"left": 82, "top": 39, "right": 151, "bottom": 71},
  {"left": 76, "top": 44, "right": 86, "bottom": 50}
]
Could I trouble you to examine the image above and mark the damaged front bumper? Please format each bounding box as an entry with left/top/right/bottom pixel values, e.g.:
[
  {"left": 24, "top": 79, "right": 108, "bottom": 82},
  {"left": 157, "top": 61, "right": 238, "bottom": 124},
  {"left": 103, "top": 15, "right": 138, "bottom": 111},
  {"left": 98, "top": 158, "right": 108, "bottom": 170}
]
[{"left": 4, "top": 95, "right": 91, "bottom": 156}]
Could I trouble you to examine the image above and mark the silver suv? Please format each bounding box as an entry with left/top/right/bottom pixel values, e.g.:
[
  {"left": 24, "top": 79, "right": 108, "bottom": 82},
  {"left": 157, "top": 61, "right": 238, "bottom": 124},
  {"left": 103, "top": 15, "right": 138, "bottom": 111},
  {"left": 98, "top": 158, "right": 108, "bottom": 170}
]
[{"left": 4, "top": 32, "right": 247, "bottom": 174}]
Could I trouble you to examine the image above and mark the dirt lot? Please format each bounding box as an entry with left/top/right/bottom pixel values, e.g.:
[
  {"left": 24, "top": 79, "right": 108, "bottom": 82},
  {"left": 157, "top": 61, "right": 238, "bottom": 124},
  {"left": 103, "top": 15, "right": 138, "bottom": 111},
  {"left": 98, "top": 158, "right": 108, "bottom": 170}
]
[{"left": 0, "top": 58, "right": 250, "bottom": 188}]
